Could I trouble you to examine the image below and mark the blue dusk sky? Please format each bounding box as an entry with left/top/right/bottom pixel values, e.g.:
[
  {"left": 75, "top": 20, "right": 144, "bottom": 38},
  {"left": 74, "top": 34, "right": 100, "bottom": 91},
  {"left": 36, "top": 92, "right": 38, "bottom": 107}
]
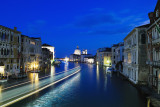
[{"left": 0, "top": 0, "right": 157, "bottom": 57}]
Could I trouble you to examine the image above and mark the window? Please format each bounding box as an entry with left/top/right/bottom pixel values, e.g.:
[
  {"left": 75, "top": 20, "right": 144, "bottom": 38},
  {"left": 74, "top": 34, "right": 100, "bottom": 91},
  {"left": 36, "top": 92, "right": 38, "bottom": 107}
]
[
  {"left": 18, "top": 36, "right": 19, "bottom": 43},
  {"left": 11, "top": 33, "right": 13, "bottom": 41},
  {"left": 156, "top": 10, "right": 159, "bottom": 17},
  {"left": 141, "top": 34, "right": 146, "bottom": 44}
]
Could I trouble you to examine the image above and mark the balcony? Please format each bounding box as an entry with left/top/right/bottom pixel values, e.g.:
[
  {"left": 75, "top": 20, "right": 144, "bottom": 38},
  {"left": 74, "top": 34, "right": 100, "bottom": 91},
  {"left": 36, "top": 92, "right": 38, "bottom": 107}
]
[
  {"left": 153, "top": 61, "right": 160, "bottom": 67},
  {"left": 124, "top": 45, "right": 131, "bottom": 50},
  {"left": 132, "top": 44, "right": 136, "bottom": 48},
  {"left": 146, "top": 61, "right": 160, "bottom": 67},
  {"left": 152, "top": 37, "right": 160, "bottom": 45},
  {"left": 146, "top": 61, "right": 153, "bottom": 65}
]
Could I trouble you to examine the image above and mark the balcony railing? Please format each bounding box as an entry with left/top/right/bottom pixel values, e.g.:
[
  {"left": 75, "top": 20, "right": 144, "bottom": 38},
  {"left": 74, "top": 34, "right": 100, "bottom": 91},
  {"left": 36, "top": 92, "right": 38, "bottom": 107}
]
[
  {"left": 146, "top": 61, "right": 160, "bottom": 67},
  {"left": 152, "top": 37, "right": 160, "bottom": 45},
  {"left": 124, "top": 45, "right": 131, "bottom": 50}
]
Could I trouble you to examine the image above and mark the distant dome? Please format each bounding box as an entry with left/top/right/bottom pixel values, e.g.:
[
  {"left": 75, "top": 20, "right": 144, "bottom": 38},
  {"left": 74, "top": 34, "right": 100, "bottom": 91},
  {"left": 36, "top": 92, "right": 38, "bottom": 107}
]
[{"left": 74, "top": 46, "right": 81, "bottom": 55}]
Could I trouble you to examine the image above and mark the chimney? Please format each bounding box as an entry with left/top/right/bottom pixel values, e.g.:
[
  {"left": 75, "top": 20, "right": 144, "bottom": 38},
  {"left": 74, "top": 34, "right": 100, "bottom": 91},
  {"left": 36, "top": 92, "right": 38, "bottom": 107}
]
[
  {"left": 14, "top": 27, "right": 17, "bottom": 31},
  {"left": 148, "top": 12, "right": 154, "bottom": 24}
]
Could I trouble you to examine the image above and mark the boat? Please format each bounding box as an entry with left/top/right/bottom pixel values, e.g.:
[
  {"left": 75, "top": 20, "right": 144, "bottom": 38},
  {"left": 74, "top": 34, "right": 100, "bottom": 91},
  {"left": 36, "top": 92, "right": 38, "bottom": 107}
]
[{"left": 52, "top": 60, "right": 61, "bottom": 66}]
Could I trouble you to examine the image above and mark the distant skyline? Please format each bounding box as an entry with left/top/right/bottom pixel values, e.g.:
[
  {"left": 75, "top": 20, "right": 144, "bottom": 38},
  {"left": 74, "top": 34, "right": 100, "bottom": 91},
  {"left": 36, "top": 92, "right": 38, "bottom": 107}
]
[{"left": 0, "top": 0, "right": 157, "bottom": 57}]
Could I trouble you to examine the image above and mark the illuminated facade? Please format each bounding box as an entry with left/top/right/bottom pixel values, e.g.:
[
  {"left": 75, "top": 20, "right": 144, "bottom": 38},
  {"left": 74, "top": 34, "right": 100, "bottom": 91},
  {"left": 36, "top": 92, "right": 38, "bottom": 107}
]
[
  {"left": 0, "top": 26, "right": 21, "bottom": 76},
  {"left": 123, "top": 25, "right": 149, "bottom": 84},
  {"left": 21, "top": 35, "right": 42, "bottom": 72},
  {"left": 96, "top": 48, "right": 112, "bottom": 66},
  {"left": 84, "top": 56, "right": 95, "bottom": 64},
  {"left": 74, "top": 46, "right": 81, "bottom": 55}
]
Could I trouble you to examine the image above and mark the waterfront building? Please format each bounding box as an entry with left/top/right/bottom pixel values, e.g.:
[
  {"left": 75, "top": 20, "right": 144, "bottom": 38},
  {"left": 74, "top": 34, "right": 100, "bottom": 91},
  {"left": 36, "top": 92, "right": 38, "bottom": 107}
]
[
  {"left": 70, "top": 46, "right": 81, "bottom": 62},
  {"left": 115, "top": 42, "right": 124, "bottom": 72},
  {"left": 146, "top": 0, "right": 160, "bottom": 93},
  {"left": 111, "top": 44, "right": 119, "bottom": 69},
  {"left": 0, "top": 26, "right": 21, "bottom": 76},
  {"left": 81, "top": 49, "right": 93, "bottom": 63},
  {"left": 21, "top": 35, "right": 42, "bottom": 72},
  {"left": 84, "top": 56, "right": 95, "bottom": 64},
  {"left": 42, "top": 44, "right": 55, "bottom": 61},
  {"left": 41, "top": 48, "right": 53, "bottom": 68},
  {"left": 96, "top": 47, "right": 112, "bottom": 66},
  {"left": 123, "top": 24, "right": 149, "bottom": 84}
]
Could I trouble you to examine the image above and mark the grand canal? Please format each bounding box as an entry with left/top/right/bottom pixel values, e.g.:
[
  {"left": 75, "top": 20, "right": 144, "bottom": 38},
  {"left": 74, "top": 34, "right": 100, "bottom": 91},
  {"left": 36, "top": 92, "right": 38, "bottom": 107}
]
[{"left": 10, "top": 62, "right": 147, "bottom": 107}]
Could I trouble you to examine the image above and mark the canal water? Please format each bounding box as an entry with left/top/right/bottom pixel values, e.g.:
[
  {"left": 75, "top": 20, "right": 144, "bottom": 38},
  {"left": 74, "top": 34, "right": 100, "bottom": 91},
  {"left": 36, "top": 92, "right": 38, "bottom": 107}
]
[{"left": 11, "top": 62, "right": 147, "bottom": 107}]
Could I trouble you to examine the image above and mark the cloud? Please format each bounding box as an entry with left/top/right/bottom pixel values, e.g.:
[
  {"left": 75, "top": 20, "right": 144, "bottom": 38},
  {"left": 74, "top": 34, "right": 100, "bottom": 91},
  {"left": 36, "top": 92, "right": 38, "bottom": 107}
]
[
  {"left": 140, "top": 19, "right": 150, "bottom": 25},
  {"left": 74, "top": 13, "right": 119, "bottom": 28}
]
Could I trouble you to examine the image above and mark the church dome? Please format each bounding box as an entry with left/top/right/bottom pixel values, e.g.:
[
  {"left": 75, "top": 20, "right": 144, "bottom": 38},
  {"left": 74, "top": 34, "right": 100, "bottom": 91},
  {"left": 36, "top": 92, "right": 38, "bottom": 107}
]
[{"left": 74, "top": 46, "right": 81, "bottom": 55}]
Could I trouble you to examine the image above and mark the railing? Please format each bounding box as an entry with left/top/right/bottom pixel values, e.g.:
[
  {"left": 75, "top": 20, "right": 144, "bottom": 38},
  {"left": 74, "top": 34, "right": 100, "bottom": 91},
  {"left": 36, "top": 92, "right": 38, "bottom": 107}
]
[
  {"left": 152, "top": 37, "right": 160, "bottom": 45},
  {"left": 146, "top": 61, "right": 160, "bottom": 67},
  {"left": 124, "top": 45, "right": 131, "bottom": 50}
]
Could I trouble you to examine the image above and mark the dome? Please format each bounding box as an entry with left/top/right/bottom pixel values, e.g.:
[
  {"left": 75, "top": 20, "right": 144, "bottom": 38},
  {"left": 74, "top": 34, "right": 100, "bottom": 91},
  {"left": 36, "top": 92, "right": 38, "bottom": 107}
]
[{"left": 74, "top": 46, "right": 81, "bottom": 55}]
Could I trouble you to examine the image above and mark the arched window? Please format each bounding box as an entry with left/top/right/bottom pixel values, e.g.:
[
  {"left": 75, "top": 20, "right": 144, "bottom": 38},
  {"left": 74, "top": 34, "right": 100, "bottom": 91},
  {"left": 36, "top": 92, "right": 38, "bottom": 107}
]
[{"left": 141, "top": 34, "right": 146, "bottom": 44}]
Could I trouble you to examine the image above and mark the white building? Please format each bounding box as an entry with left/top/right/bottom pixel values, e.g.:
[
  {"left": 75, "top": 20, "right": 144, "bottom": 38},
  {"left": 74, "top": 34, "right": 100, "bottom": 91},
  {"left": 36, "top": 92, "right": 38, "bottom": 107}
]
[
  {"left": 84, "top": 57, "right": 95, "bottom": 64},
  {"left": 123, "top": 24, "right": 149, "bottom": 84},
  {"left": 70, "top": 46, "right": 81, "bottom": 62}
]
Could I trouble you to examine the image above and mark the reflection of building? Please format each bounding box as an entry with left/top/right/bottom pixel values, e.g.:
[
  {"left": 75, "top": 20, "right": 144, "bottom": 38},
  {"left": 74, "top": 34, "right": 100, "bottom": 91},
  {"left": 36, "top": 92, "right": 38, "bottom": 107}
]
[
  {"left": 41, "top": 44, "right": 54, "bottom": 68},
  {"left": 96, "top": 48, "right": 112, "bottom": 66},
  {"left": 21, "top": 35, "right": 42, "bottom": 72},
  {"left": 123, "top": 25, "right": 149, "bottom": 84},
  {"left": 111, "top": 42, "right": 124, "bottom": 71},
  {"left": 0, "top": 26, "right": 21, "bottom": 76},
  {"left": 146, "top": 0, "right": 160, "bottom": 93}
]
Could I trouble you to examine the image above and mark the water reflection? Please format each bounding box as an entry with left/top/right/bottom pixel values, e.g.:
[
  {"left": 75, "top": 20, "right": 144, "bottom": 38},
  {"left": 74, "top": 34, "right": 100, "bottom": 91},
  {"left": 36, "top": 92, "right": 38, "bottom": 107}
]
[
  {"left": 0, "top": 86, "right": 2, "bottom": 98},
  {"left": 28, "top": 73, "right": 39, "bottom": 88},
  {"left": 64, "top": 62, "right": 69, "bottom": 71},
  {"left": 26, "top": 73, "right": 80, "bottom": 107},
  {"left": 50, "top": 66, "right": 55, "bottom": 78},
  {"left": 96, "top": 65, "right": 99, "bottom": 81}
]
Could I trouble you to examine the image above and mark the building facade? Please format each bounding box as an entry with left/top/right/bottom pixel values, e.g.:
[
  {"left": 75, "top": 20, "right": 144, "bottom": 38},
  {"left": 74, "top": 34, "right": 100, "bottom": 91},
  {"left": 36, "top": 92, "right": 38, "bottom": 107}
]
[
  {"left": 123, "top": 25, "right": 149, "bottom": 84},
  {"left": 41, "top": 44, "right": 54, "bottom": 68},
  {"left": 112, "top": 43, "right": 124, "bottom": 71},
  {"left": 146, "top": 0, "right": 160, "bottom": 93},
  {"left": 21, "top": 35, "right": 42, "bottom": 72},
  {"left": 70, "top": 46, "right": 81, "bottom": 62},
  {"left": 96, "top": 48, "right": 112, "bottom": 66},
  {"left": 111, "top": 44, "right": 118, "bottom": 69},
  {"left": 0, "top": 26, "right": 21, "bottom": 76}
]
